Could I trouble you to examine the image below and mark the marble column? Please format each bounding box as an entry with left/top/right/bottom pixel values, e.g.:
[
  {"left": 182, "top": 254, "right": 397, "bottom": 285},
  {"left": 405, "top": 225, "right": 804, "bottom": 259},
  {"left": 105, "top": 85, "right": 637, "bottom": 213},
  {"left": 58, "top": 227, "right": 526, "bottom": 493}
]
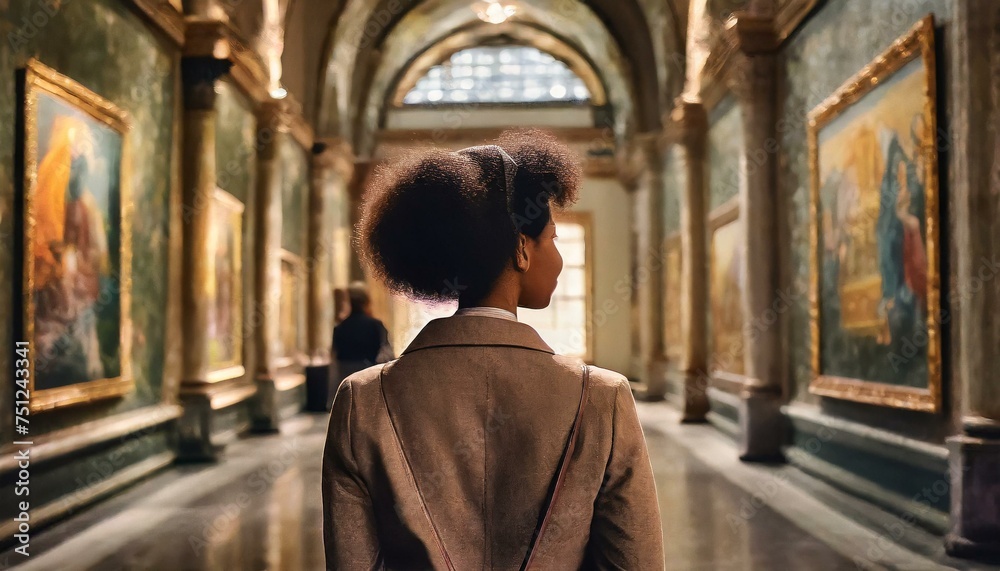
[
  {"left": 250, "top": 99, "right": 289, "bottom": 432},
  {"left": 728, "top": 16, "right": 785, "bottom": 461},
  {"left": 347, "top": 160, "right": 371, "bottom": 282},
  {"left": 945, "top": 0, "right": 1000, "bottom": 559},
  {"left": 176, "top": 56, "right": 234, "bottom": 461},
  {"left": 673, "top": 100, "right": 710, "bottom": 422},
  {"left": 635, "top": 134, "right": 669, "bottom": 400},
  {"left": 616, "top": 161, "right": 645, "bottom": 384},
  {"left": 304, "top": 139, "right": 355, "bottom": 411}
]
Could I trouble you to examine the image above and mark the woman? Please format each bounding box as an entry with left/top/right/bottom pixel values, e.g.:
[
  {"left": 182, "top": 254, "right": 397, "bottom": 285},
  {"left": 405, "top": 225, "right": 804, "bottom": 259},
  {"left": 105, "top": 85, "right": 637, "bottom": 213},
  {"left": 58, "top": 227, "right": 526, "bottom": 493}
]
[{"left": 322, "top": 130, "right": 663, "bottom": 570}]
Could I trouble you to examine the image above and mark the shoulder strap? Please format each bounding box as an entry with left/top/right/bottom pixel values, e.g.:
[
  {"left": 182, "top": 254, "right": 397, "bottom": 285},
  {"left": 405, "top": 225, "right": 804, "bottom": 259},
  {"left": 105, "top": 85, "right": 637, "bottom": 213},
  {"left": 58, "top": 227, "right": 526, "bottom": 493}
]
[
  {"left": 379, "top": 363, "right": 457, "bottom": 570},
  {"left": 520, "top": 363, "right": 590, "bottom": 570}
]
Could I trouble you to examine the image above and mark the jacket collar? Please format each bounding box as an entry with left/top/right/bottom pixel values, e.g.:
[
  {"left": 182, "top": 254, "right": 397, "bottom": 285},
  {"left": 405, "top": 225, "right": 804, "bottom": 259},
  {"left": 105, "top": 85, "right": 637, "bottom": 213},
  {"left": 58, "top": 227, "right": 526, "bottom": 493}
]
[{"left": 401, "top": 315, "right": 554, "bottom": 356}]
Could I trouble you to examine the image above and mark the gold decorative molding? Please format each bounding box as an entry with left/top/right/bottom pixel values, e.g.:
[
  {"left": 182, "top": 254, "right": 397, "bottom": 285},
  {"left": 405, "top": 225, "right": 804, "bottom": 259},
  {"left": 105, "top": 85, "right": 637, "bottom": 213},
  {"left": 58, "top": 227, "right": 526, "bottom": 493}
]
[{"left": 128, "top": 0, "right": 185, "bottom": 47}]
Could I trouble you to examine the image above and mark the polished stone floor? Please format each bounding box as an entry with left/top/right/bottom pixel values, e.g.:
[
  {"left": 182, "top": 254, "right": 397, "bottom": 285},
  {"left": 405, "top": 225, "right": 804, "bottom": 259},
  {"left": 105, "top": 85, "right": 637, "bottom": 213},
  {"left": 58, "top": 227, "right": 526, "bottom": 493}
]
[{"left": 2, "top": 405, "right": 997, "bottom": 570}]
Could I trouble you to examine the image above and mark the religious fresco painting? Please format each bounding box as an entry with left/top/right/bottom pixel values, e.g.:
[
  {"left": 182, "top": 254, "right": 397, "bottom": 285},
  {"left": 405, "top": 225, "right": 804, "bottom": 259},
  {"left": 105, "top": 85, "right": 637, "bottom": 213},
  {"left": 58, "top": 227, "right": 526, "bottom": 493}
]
[
  {"left": 808, "top": 16, "right": 940, "bottom": 412},
  {"left": 663, "top": 234, "right": 684, "bottom": 366},
  {"left": 278, "top": 251, "right": 305, "bottom": 364},
  {"left": 708, "top": 204, "right": 745, "bottom": 378},
  {"left": 206, "top": 188, "right": 244, "bottom": 380},
  {"left": 20, "top": 59, "right": 133, "bottom": 411}
]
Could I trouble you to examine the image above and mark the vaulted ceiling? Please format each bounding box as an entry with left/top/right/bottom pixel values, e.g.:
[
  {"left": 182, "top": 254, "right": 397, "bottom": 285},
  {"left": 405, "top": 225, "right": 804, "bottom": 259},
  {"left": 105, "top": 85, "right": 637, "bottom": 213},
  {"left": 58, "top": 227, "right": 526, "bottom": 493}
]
[{"left": 284, "top": 0, "right": 692, "bottom": 156}]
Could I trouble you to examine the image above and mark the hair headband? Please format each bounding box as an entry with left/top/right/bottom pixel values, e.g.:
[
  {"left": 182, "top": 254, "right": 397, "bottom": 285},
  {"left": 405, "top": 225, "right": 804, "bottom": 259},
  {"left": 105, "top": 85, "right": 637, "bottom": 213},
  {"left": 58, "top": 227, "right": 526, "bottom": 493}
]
[{"left": 455, "top": 144, "right": 519, "bottom": 213}]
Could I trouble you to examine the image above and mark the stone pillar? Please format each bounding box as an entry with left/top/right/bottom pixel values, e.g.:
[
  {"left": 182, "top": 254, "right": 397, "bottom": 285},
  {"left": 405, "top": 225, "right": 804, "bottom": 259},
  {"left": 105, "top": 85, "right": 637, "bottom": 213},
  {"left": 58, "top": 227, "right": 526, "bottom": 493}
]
[
  {"left": 636, "top": 134, "right": 669, "bottom": 400},
  {"left": 673, "top": 100, "right": 710, "bottom": 422},
  {"left": 347, "top": 160, "right": 371, "bottom": 282},
  {"left": 176, "top": 56, "right": 233, "bottom": 460},
  {"left": 304, "top": 138, "right": 355, "bottom": 411},
  {"left": 251, "top": 99, "right": 289, "bottom": 432},
  {"left": 728, "top": 15, "right": 785, "bottom": 461},
  {"left": 945, "top": 0, "right": 1000, "bottom": 559},
  {"left": 617, "top": 156, "right": 643, "bottom": 383}
]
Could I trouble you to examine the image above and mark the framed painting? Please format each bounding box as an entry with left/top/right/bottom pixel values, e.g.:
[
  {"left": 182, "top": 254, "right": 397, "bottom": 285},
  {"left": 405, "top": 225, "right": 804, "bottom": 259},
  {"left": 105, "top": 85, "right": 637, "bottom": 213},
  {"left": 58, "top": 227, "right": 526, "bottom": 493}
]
[
  {"left": 18, "top": 59, "right": 133, "bottom": 412},
  {"left": 807, "top": 16, "right": 941, "bottom": 412},
  {"left": 277, "top": 250, "right": 305, "bottom": 368},
  {"left": 708, "top": 199, "right": 745, "bottom": 388},
  {"left": 206, "top": 188, "right": 244, "bottom": 382},
  {"left": 663, "top": 233, "right": 684, "bottom": 366}
]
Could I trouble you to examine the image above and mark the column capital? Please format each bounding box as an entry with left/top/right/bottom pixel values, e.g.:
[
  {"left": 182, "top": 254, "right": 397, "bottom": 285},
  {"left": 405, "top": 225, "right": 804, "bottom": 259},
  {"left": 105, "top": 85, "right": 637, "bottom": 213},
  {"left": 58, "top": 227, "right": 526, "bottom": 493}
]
[
  {"left": 180, "top": 55, "right": 231, "bottom": 110},
  {"left": 669, "top": 98, "right": 708, "bottom": 151},
  {"left": 724, "top": 1, "right": 820, "bottom": 54},
  {"left": 724, "top": 12, "right": 780, "bottom": 55},
  {"left": 313, "top": 137, "right": 356, "bottom": 180}
]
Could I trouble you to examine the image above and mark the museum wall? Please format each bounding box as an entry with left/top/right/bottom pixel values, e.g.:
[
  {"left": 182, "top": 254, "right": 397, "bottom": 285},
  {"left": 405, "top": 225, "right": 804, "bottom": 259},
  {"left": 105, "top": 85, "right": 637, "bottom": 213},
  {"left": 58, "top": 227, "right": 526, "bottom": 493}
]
[
  {"left": 0, "top": 0, "right": 178, "bottom": 434},
  {"left": 706, "top": 95, "right": 743, "bottom": 213},
  {"left": 571, "top": 176, "right": 632, "bottom": 375},
  {"left": 704, "top": 93, "right": 745, "bottom": 432},
  {"left": 214, "top": 78, "right": 259, "bottom": 390},
  {"left": 778, "top": 0, "right": 954, "bottom": 527},
  {"left": 0, "top": 0, "right": 182, "bottom": 542},
  {"left": 662, "top": 144, "right": 685, "bottom": 402}
]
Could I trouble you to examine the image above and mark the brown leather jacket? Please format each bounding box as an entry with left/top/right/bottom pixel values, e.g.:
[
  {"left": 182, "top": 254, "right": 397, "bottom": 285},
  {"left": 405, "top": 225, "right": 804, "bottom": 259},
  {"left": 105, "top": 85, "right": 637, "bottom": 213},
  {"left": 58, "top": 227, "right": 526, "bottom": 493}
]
[{"left": 322, "top": 315, "right": 664, "bottom": 570}]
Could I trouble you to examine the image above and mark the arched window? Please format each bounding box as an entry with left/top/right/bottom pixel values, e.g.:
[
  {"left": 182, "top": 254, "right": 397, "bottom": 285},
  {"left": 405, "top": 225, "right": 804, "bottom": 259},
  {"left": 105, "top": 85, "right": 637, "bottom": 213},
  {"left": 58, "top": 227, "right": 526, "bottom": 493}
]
[{"left": 402, "top": 45, "right": 591, "bottom": 105}]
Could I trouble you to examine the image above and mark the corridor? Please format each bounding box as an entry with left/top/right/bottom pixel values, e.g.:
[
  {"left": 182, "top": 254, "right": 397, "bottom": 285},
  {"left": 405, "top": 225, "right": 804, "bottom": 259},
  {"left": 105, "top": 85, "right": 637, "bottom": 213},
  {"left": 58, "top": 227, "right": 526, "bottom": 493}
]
[
  {"left": 4, "top": 0, "right": 1000, "bottom": 567},
  {"left": 3, "top": 405, "right": 991, "bottom": 571}
]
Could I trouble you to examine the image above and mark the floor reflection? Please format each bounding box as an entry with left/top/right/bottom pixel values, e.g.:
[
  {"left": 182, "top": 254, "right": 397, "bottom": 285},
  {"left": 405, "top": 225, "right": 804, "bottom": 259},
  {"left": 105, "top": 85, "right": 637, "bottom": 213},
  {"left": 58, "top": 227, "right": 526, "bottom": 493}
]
[{"left": 3, "top": 406, "right": 985, "bottom": 570}]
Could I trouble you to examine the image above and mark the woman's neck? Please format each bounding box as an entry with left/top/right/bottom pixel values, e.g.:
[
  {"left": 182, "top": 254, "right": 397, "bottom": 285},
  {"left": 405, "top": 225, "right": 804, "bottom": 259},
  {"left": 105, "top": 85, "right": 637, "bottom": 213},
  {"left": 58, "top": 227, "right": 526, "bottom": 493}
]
[{"left": 458, "top": 290, "right": 518, "bottom": 316}]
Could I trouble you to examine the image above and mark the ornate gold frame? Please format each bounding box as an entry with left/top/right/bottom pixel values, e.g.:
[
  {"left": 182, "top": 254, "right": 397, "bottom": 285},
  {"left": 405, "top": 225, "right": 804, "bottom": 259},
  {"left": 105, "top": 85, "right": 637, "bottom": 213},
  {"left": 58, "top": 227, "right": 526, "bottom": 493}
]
[
  {"left": 20, "top": 59, "right": 134, "bottom": 412},
  {"left": 706, "top": 197, "right": 746, "bottom": 391},
  {"left": 807, "top": 16, "right": 941, "bottom": 412},
  {"left": 553, "top": 211, "right": 595, "bottom": 364},
  {"left": 663, "top": 232, "right": 684, "bottom": 366},
  {"left": 205, "top": 187, "right": 245, "bottom": 383},
  {"left": 275, "top": 249, "right": 306, "bottom": 369}
]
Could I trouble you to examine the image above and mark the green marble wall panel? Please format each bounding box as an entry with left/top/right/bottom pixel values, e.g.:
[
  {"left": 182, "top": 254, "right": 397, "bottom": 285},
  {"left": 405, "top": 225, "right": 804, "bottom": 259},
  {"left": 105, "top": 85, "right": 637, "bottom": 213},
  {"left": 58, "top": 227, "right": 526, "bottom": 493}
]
[
  {"left": 280, "top": 139, "right": 308, "bottom": 257},
  {"left": 0, "top": 0, "right": 177, "bottom": 437},
  {"left": 215, "top": 80, "right": 257, "bottom": 205},
  {"left": 663, "top": 144, "right": 684, "bottom": 237},
  {"left": 780, "top": 0, "right": 952, "bottom": 437},
  {"left": 707, "top": 95, "right": 743, "bottom": 212}
]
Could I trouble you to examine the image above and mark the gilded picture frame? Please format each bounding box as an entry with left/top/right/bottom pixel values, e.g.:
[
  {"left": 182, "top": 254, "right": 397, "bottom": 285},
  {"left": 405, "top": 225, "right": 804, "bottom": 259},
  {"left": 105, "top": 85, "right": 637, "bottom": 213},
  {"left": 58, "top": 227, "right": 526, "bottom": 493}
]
[
  {"left": 663, "top": 232, "right": 683, "bottom": 367},
  {"left": 276, "top": 249, "right": 306, "bottom": 369},
  {"left": 205, "top": 187, "right": 245, "bottom": 383},
  {"left": 19, "top": 59, "right": 134, "bottom": 412},
  {"left": 807, "top": 16, "right": 941, "bottom": 412},
  {"left": 707, "top": 198, "right": 745, "bottom": 392}
]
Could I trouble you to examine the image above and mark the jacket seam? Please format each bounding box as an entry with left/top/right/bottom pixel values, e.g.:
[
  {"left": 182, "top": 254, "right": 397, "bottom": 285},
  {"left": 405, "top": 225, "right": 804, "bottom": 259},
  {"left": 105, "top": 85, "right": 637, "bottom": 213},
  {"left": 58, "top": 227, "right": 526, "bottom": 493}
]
[
  {"left": 607, "top": 380, "right": 622, "bottom": 475},
  {"left": 401, "top": 343, "right": 555, "bottom": 356}
]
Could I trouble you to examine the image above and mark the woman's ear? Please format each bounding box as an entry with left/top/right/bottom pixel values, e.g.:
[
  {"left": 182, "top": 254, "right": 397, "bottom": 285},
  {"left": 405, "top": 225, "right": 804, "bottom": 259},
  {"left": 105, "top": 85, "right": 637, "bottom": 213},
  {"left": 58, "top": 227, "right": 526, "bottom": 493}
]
[{"left": 514, "top": 233, "right": 530, "bottom": 272}]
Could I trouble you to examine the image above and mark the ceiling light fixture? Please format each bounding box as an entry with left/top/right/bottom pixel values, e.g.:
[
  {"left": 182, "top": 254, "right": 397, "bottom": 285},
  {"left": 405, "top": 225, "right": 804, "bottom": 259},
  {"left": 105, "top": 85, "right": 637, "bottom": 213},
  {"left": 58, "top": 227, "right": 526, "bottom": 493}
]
[{"left": 476, "top": 0, "right": 516, "bottom": 25}]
